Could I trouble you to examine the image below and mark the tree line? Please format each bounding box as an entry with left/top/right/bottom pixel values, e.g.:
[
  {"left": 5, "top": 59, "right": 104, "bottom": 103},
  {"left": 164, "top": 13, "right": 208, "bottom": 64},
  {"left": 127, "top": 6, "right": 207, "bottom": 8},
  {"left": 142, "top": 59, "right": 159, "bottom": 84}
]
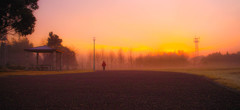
[
  {"left": 200, "top": 52, "right": 240, "bottom": 67},
  {"left": 82, "top": 50, "right": 189, "bottom": 70},
  {"left": 82, "top": 50, "right": 240, "bottom": 70}
]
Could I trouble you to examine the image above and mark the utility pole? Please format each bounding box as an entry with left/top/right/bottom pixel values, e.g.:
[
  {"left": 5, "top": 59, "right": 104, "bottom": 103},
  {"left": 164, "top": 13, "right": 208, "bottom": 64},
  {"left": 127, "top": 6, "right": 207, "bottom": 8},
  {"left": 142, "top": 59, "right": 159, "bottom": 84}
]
[
  {"left": 194, "top": 36, "right": 200, "bottom": 57},
  {"left": 93, "top": 37, "right": 95, "bottom": 71}
]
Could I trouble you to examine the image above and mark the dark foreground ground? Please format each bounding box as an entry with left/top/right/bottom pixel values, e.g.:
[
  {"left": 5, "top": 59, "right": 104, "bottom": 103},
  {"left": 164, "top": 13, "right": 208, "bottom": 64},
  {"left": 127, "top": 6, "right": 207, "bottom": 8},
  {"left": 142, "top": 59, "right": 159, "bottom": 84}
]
[{"left": 0, "top": 71, "right": 240, "bottom": 110}]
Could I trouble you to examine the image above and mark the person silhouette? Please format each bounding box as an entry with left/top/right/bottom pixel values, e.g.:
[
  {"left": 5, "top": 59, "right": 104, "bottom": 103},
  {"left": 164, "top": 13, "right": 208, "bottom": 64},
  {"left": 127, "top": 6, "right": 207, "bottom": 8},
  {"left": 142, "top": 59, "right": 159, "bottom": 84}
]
[{"left": 102, "top": 61, "right": 106, "bottom": 71}]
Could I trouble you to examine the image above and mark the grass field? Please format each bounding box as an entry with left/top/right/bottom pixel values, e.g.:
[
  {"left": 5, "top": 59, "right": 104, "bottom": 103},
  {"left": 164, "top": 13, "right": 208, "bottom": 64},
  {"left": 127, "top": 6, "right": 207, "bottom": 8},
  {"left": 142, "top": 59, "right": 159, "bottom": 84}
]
[
  {"left": 0, "top": 70, "right": 92, "bottom": 77},
  {"left": 153, "top": 68, "right": 240, "bottom": 92}
]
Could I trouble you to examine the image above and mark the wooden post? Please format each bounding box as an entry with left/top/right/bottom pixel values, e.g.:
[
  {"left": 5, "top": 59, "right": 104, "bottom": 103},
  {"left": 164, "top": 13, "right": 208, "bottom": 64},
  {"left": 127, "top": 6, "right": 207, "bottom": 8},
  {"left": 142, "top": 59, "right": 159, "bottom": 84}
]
[
  {"left": 60, "top": 53, "right": 62, "bottom": 71},
  {"left": 36, "top": 52, "right": 39, "bottom": 65},
  {"left": 53, "top": 51, "right": 56, "bottom": 70},
  {"left": 56, "top": 52, "right": 58, "bottom": 71}
]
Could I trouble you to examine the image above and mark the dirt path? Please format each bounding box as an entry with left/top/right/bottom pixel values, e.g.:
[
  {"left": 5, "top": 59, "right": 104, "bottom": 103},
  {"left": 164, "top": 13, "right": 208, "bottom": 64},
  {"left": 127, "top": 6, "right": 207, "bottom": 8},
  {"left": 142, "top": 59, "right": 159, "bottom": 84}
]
[{"left": 0, "top": 71, "right": 239, "bottom": 110}]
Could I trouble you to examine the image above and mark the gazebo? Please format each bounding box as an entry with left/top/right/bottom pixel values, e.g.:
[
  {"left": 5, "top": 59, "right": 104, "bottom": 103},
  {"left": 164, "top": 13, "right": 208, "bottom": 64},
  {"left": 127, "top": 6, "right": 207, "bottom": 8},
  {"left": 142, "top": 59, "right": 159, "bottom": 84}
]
[{"left": 24, "top": 46, "right": 63, "bottom": 71}]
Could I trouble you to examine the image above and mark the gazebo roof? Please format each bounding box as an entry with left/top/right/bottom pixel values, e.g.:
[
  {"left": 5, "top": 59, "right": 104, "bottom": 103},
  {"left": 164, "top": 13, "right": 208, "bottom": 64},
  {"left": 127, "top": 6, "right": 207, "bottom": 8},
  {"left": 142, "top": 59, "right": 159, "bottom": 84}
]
[{"left": 24, "top": 46, "right": 63, "bottom": 53}]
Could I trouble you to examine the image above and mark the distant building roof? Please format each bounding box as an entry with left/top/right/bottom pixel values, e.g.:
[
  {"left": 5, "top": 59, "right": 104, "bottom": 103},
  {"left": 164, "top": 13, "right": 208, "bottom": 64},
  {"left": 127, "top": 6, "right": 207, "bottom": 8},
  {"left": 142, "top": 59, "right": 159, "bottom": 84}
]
[{"left": 24, "top": 46, "right": 63, "bottom": 53}]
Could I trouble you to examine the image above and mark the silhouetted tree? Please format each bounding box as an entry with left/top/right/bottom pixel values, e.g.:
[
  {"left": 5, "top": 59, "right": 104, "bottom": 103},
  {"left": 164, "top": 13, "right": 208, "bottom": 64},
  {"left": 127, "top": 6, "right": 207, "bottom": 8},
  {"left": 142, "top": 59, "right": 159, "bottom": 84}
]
[
  {"left": 45, "top": 32, "right": 78, "bottom": 70},
  {"left": 201, "top": 52, "right": 240, "bottom": 66},
  {"left": 47, "top": 32, "right": 62, "bottom": 48},
  {"left": 0, "top": 0, "right": 39, "bottom": 38}
]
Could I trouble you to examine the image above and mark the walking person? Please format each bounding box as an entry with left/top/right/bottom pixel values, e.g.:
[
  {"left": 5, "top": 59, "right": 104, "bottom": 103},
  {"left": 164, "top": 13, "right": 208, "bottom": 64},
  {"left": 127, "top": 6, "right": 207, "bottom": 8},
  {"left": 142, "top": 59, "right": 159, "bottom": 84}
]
[{"left": 102, "top": 61, "right": 106, "bottom": 71}]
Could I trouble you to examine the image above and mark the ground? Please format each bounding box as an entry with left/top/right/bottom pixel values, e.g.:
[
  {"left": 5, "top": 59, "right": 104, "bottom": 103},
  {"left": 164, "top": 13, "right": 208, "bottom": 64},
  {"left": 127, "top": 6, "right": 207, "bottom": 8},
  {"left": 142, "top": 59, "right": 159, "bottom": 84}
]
[{"left": 0, "top": 71, "right": 240, "bottom": 110}]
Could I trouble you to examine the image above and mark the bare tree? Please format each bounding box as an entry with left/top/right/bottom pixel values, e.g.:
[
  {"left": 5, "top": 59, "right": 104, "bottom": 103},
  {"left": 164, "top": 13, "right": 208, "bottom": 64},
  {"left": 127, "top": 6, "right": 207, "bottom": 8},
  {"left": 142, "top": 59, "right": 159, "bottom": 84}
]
[
  {"left": 128, "top": 49, "right": 134, "bottom": 67},
  {"left": 118, "top": 48, "right": 124, "bottom": 66},
  {"left": 87, "top": 51, "right": 93, "bottom": 70},
  {"left": 95, "top": 51, "right": 101, "bottom": 69},
  {"left": 109, "top": 51, "right": 115, "bottom": 68},
  {"left": 101, "top": 48, "right": 105, "bottom": 61},
  {"left": 7, "top": 37, "right": 35, "bottom": 67},
  {"left": 77, "top": 54, "right": 85, "bottom": 70}
]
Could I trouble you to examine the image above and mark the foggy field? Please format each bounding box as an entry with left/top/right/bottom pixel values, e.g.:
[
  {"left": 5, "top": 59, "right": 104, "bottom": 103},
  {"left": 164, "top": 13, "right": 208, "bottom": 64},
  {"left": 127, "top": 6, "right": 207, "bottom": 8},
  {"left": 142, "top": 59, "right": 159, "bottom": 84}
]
[
  {"left": 2, "top": 0, "right": 240, "bottom": 109},
  {"left": 0, "top": 71, "right": 240, "bottom": 109}
]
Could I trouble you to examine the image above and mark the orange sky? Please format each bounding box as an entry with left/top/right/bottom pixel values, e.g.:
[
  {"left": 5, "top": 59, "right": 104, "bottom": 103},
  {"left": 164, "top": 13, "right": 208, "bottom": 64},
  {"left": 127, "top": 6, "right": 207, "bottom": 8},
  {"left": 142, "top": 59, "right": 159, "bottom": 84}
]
[{"left": 27, "top": 0, "right": 240, "bottom": 56}]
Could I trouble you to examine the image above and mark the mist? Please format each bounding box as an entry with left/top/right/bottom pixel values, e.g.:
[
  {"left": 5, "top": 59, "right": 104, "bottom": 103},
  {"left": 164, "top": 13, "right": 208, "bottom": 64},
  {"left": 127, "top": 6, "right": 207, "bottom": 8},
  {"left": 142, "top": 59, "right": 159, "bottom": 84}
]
[{"left": 76, "top": 48, "right": 240, "bottom": 71}]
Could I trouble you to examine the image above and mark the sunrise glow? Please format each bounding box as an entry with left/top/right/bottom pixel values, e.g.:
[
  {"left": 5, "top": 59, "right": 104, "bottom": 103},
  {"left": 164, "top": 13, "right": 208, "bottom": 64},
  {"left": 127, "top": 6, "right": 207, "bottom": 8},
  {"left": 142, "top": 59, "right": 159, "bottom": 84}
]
[{"left": 24, "top": 0, "right": 240, "bottom": 56}]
